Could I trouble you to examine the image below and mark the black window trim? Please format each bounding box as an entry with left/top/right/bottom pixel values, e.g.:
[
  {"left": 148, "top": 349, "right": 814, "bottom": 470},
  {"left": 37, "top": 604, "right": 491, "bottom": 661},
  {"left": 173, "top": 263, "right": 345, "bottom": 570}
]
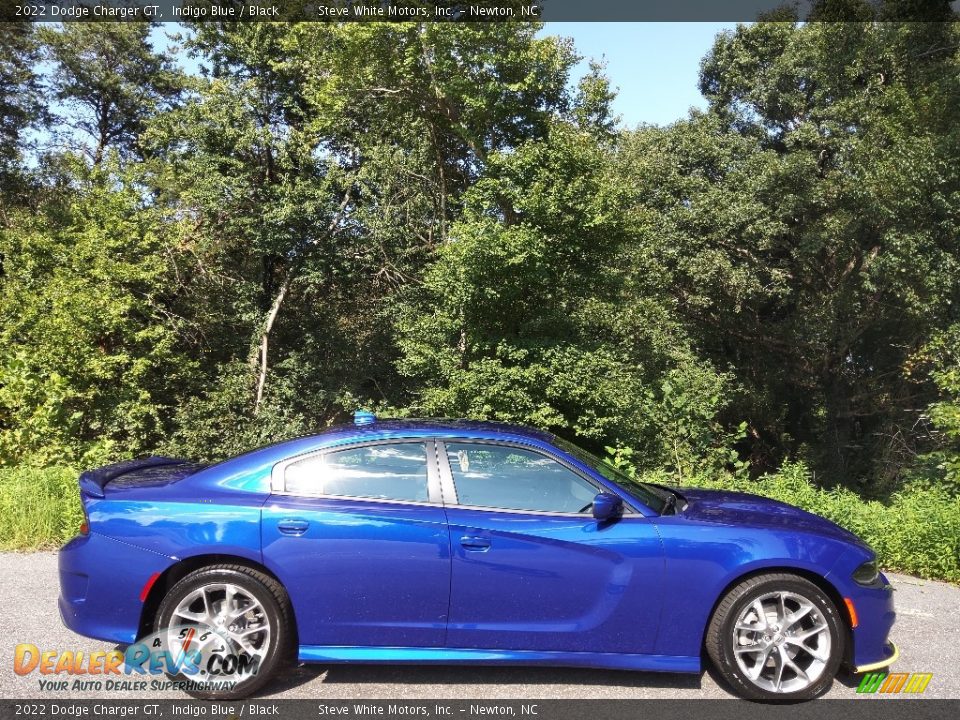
[
  {"left": 435, "top": 438, "right": 639, "bottom": 517},
  {"left": 270, "top": 438, "right": 444, "bottom": 506}
]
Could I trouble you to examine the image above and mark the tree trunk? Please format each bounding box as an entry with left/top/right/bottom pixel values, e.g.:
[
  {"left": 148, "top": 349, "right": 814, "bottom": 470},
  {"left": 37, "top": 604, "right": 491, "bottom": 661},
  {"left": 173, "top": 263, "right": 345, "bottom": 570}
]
[
  {"left": 250, "top": 188, "right": 352, "bottom": 413},
  {"left": 253, "top": 272, "right": 291, "bottom": 414}
]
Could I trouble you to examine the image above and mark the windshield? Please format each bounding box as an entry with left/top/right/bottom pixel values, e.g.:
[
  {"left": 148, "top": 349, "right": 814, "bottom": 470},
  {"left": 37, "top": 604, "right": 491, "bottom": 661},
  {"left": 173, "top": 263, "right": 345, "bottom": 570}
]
[{"left": 552, "top": 437, "right": 670, "bottom": 514}]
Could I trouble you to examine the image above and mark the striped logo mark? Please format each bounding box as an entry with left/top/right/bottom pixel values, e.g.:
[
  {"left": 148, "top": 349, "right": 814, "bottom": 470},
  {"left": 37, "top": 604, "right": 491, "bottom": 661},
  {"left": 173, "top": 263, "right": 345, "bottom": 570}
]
[{"left": 857, "top": 672, "right": 933, "bottom": 694}]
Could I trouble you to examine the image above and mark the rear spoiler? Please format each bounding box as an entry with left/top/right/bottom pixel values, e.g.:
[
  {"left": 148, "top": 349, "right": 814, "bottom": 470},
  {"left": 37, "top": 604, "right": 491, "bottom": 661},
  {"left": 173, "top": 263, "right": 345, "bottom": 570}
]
[{"left": 78, "top": 456, "right": 186, "bottom": 499}]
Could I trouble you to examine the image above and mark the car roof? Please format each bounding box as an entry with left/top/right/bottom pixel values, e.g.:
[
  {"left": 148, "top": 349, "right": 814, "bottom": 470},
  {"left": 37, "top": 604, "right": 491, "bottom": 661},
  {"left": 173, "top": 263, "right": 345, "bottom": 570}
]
[{"left": 317, "top": 418, "right": 556, "bottom": 444}]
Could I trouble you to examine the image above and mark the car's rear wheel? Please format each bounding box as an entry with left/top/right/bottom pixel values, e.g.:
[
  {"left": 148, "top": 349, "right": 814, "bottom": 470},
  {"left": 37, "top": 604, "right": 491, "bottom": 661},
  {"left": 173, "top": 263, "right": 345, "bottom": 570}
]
[
  {"left": 154, "top": 565, "right": 292, "bottom": 699},
  {"left": 706, "top": 573, "right": 844, "bottom": 701}
]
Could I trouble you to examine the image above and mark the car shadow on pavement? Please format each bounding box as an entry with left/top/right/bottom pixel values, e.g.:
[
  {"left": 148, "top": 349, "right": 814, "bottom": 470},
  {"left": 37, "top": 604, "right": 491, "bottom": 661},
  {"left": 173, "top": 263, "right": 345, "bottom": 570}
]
[
  {"left": 256, "top": 663, "right": 707, "bottom": 698},
  {"left": 833, "top": 671, "right": 862, "bottom": 690}
]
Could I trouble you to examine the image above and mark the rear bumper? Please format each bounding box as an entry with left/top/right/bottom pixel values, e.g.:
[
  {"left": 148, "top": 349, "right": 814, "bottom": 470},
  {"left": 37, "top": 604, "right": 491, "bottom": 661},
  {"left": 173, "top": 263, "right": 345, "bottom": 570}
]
[{"left": 58, "top": 532, "right": 173, "bottom": 644}]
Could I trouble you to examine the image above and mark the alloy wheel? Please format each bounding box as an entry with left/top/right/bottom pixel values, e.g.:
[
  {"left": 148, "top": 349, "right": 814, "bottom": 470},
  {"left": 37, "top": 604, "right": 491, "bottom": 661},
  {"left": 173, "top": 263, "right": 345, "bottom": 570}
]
[
  {"left": 731, "top": 590, "right": 832, "bottom": 694},
  {"left": 168, "top": 581, "right": 271, "bottom": 682}
]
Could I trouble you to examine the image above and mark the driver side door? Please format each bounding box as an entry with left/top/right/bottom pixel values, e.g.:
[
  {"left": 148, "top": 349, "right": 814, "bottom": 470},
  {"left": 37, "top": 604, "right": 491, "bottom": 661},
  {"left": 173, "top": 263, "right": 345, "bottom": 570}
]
[{"left": 440, "top": 440, "right": 665, "bottom": 654}]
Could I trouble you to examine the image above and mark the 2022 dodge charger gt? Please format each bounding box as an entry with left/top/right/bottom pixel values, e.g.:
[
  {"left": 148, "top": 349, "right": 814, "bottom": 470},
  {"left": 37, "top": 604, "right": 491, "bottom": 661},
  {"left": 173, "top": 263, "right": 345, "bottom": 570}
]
[{"left": 59, "top": 413, "right": 897, "bottom": 701}]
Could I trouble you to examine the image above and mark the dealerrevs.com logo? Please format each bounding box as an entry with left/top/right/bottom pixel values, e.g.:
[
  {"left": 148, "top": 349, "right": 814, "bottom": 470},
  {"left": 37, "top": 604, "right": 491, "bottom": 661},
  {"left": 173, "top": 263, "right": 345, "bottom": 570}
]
[
  {"left": 14, "top": 625, "right": 261, "bottom": 693},
  {"left": 857, "top": 671, "right": 933, "bottom": 695}
]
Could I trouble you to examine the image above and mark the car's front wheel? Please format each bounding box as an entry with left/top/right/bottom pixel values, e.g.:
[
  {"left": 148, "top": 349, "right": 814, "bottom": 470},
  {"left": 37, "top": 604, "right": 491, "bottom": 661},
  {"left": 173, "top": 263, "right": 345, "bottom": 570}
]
[
  {"left": 154, "top": 564, "right": 292, "bottom": 699},
  {"left": 706, "top": 573, "right": 845, "bottom": 701}
]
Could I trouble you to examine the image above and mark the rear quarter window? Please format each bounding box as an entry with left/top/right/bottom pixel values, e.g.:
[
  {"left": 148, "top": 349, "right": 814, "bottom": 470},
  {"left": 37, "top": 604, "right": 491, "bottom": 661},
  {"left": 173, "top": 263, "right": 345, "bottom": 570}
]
[{"left": 284, "top": 442, "right": 429, "bottom": 502}]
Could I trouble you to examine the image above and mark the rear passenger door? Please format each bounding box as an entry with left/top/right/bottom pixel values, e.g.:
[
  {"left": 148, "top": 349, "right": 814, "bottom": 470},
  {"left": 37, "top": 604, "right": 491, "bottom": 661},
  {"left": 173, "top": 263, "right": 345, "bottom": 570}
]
[
  {"left": 440, "top": 440, "right": 664, "bottom": 654},
  {"left": 262, "top": 440, "right": 451, "bottom": 648}
]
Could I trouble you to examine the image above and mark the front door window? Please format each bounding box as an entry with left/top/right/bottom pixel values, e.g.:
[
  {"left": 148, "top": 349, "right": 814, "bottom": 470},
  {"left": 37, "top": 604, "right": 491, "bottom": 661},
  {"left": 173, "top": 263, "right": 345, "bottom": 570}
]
[{"left": 444, "top": 442, "right": 597, "bottom": 513}]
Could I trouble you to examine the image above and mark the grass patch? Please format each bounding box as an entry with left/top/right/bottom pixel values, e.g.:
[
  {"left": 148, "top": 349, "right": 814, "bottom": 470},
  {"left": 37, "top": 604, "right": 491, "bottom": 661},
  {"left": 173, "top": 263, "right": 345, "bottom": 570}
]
[
  {"left": 0, "top": 466, "right": 83, "bottom": 550},
  {"left": 647, "top": 462, "right": 960, "bottom": 583}
]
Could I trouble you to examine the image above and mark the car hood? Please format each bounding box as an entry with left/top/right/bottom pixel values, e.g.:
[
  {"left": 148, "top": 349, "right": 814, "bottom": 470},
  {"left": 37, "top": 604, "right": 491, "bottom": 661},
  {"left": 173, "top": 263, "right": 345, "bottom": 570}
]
[{"left": 673, "top": 487, "right": 869, "bottom": 549}]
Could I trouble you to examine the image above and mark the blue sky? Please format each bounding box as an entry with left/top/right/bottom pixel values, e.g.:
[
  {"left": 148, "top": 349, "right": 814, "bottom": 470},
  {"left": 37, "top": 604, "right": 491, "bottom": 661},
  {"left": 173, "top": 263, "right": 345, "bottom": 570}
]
[{"left": 544, "top": 23, "right": 737, "bottom": 127}]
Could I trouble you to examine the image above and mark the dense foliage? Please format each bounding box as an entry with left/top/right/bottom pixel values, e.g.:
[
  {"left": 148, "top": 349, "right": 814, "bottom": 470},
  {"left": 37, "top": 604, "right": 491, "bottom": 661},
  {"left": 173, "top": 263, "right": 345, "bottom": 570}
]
[{"left": 2, "top": 9, "right": 960, "bottom": 564}]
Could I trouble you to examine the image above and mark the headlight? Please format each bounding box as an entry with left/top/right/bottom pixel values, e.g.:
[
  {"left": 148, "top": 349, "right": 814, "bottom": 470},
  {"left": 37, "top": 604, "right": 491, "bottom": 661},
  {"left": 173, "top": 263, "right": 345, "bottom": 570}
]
[{"left": 852, "top": 560, "right": 880, "bottom": 586}]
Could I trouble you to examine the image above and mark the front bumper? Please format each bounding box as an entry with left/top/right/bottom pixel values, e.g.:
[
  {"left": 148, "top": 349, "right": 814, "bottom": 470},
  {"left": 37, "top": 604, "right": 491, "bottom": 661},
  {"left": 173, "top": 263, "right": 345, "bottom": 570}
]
[
  {"left": 855, "top": 642, "right": 899, "bottom": 673},
  {"left": 59, "top": 532, "right": 173, "bottom": 644},
  {"left": 842, "top": 570, "right": 897, "bottom": 672}
]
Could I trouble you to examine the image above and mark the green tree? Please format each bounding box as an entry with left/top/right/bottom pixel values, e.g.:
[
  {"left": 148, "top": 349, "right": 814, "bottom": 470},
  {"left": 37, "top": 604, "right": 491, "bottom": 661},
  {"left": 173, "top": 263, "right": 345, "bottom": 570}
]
[
  {"left": 610, "top": 18, "right": 960, "bottom": 489},
  {"left": 0, "top": 161, "right": 190, "bottom": 465},
  {"left": 908, "top": 325, "right": 960, "bottom": 494},
  {"left": 0, "top": 22, "right": 43, "bottom": 204},
  {"left": 396, "top": 121, "right": 736, "bottom": 475},
  {"left": 40, "top": 24, "right": 183, "bottom": 164},
  {"left": 145, "top": 21, "right": 583, "bottom": 457}
]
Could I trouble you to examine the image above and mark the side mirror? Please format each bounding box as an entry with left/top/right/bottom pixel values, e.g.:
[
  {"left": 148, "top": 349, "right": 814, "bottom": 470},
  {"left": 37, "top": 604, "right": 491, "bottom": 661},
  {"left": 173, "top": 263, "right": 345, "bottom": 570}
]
[{"left": 592, "top": 492, "right": 623, "bottom": 522}]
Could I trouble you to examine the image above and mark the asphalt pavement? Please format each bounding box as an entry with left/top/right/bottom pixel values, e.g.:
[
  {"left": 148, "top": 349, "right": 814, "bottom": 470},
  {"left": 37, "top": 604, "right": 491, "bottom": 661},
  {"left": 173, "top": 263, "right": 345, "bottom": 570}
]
[{"left": 0, "top": 552, "right": 956, "bottom": 700}]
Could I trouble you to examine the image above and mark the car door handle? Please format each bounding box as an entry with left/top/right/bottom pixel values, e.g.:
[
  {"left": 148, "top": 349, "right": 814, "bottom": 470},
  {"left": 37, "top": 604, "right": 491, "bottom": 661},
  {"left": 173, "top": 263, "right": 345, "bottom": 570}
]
[
  {"left": 277, "top": 519, "right": 309, "bottom": 536},
  {"left": 460, "top": 536, "right": 491, "bottom": 551}
]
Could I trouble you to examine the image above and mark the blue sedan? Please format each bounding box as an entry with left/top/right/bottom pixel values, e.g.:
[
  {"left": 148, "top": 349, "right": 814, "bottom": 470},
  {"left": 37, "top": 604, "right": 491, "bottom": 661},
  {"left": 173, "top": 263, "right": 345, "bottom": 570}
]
[{"left": 59, "top": 413, "right": 897, "bottom": 700}]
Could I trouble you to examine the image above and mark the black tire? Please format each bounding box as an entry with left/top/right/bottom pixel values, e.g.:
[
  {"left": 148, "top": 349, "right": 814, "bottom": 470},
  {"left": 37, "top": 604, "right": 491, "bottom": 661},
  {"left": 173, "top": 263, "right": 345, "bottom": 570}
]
[
  {"left": 154, "top": 564, "right": 293, "bottom": 700},
  {"left": 705, "top": 573, "right": 845, "bottom": 701}
]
